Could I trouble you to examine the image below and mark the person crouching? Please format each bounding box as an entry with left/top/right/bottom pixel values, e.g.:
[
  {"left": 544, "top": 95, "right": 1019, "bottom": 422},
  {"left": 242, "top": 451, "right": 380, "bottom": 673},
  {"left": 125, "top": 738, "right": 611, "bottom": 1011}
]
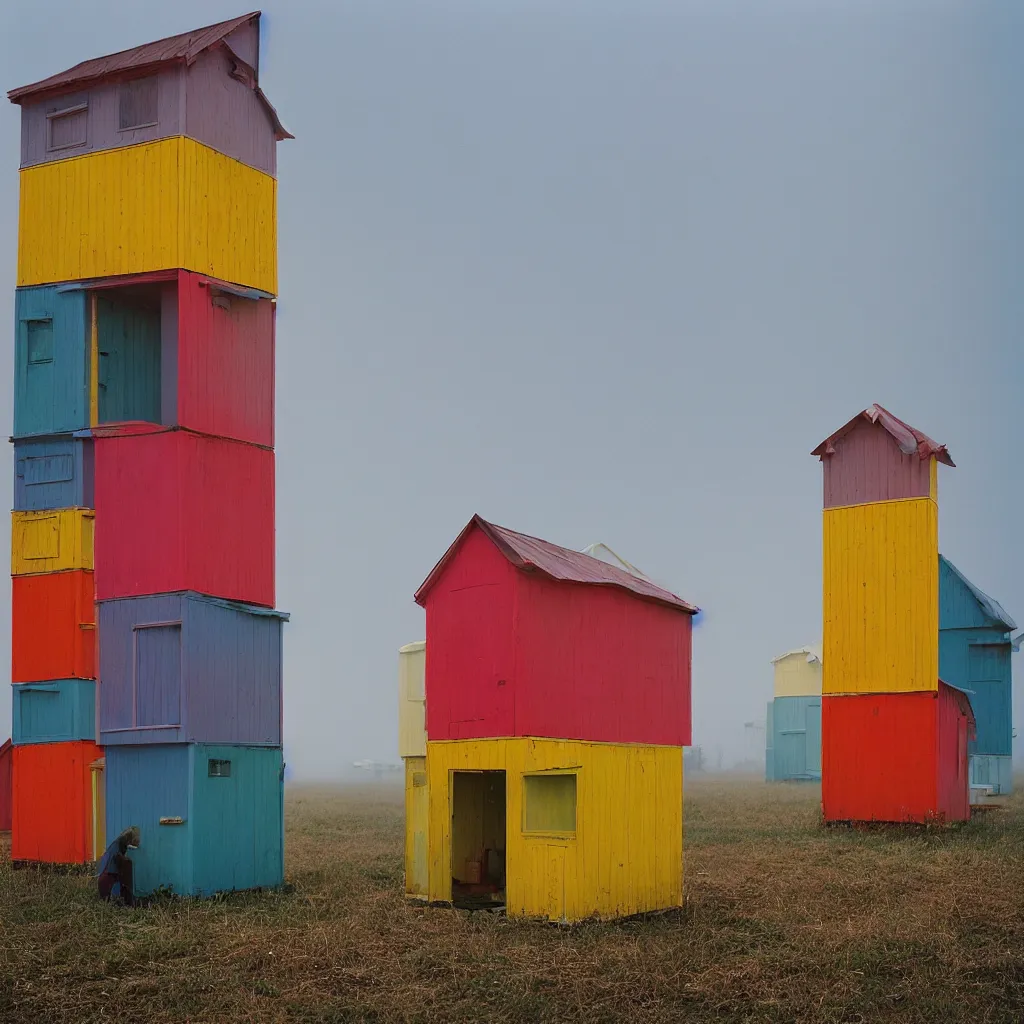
[{"left": 97, "top": 826, "right": 140, "bottom": 906}]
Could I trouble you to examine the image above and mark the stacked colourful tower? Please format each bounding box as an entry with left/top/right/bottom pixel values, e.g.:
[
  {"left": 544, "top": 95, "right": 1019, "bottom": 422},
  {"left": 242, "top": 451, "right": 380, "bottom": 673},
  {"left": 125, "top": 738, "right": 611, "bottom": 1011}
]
[
  {"left": 813, "top": 405, "right": 974, "bottom": 823},
  {"left": 8, "top": 12, "right": 292, "bottom": 889},
  {"left": 409, "top": 515, "right": 698, "bottom": 923}
]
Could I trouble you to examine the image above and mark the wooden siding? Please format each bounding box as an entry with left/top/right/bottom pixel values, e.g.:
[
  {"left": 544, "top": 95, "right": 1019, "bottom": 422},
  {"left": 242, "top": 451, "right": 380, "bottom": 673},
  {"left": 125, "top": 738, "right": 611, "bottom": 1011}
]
[
  {"left": 398, "top": 643, "right": 427, "bottom": 758},
  {"left": 17, "top": 137, "right": 277, "bottom": 293},
  {"left": 98, "top": 592, "right": 284, "bottom": 747},
  {"left": 821, "top": 418, "right": 934, "bottom": 509},
  {"left": 105, "top": 743, "right": 284, "bottom": 897},
  {"left": 423, "top": 527, "right": 693, "bottom": 746},
  {"left": 767, "top": 695, "right": 821, "bottom": 781},
  {"left": 12, "top": 680, "right": 96, "bottom": 745},
  {"left": 12, "top": 570, "right": 96, "bottom": 683},
  {"left": 93, "top": 430, "right": 274, "bottom": 606},
  {"left": 822, "top": 691, "right": 969, "bottom": 823},
  {"left": 185, "top": 47, "right": 277, "bottom": 176},
  {"left": 425, "top": 737, "right": 683, "bottom": 922},
  {"left": 14, "top": 436, "right": 94, "bottom": 511},
  {"left": 772, "top": 652, "right": 822, "bottom": 698},
  {"left": 17, "top": 69, "right": 184, "bottom": 169},
  {"left": 404, "top": 756, "right": 429, "bottom": 897},
  {"left": 11, "top": 508, "right": 94, "bottom": 575},
  {"left": 822, "top": 497, "right": 938, "bottom": 695},
  {"left": 11, "top": 740, "right": 103, "bottom": 864}
]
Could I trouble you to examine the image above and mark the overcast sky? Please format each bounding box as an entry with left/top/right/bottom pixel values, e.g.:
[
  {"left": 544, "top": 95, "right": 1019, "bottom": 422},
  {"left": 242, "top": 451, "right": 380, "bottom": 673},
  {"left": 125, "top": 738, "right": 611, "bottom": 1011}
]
[{"left": 0, "top": 0, "right": 1020, "bottom": 776}]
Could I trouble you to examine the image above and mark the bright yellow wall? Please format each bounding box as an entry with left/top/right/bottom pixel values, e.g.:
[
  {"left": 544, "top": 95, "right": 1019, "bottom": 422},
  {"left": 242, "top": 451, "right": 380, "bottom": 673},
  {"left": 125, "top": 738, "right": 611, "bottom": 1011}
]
[
  {"left": 11, "top": 509, "right": 94, "bottom": 575},
  {"left": 18, "top": 137, "right": 277, "bottom": 293},
  {"left": 773, "top": 653, "right": 822, "bottom": 698},
  {"left": 424, "top": 737, "right": 683, "bottom": 922},
  {"left": 398, "top": 642, "right": 427, "bottom": 758},
  {"left": 822, "top": 497, "right": 938, "bottom": 695},
  {"left": 404, "top": 757, "right": 429, "bottom": 898}
]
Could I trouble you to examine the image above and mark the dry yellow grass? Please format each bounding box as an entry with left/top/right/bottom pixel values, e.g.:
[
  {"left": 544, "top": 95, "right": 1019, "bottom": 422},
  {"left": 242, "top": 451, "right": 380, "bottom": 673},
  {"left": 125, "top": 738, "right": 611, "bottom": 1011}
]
[{"left": 1, "top": 777, "right": 1023, "bottom": 1022}]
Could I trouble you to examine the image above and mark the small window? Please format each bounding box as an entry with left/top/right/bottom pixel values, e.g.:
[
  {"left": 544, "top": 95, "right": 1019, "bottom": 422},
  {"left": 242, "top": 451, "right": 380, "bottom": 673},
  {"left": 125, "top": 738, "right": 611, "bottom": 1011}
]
[
  {"left": 119, "top": 76, "right": 158, "bottom": 131},
  {"left": 26, "top": 320, "right": 54, "bottom": 364},
  {"left": 523, "top": 773, "right": 577, "bottom": 835},
  {"left": 47, "top": 104, "right": 87, "bottom": 151},
  {"left": 208, "top": 759, "right": 232, "bottom": 778}
]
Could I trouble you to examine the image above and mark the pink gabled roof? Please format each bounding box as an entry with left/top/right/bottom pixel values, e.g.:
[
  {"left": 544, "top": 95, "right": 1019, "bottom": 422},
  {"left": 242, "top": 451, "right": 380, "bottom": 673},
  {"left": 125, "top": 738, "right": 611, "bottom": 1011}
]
[
  {"left": 415, "top": 515, "right": 699, "bottom": 614},
  {"left": 811, "top": 404, "right": 955, "bottom": 467},
  {"left": 7, "top": 12, "right": 293, "bottom": 140}
]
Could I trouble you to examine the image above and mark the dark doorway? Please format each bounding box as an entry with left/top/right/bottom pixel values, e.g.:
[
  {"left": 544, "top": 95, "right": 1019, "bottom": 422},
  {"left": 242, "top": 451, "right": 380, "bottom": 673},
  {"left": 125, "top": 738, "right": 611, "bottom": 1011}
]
[{"left": 451, "top": 770, "right": 506, "bottom": 909}]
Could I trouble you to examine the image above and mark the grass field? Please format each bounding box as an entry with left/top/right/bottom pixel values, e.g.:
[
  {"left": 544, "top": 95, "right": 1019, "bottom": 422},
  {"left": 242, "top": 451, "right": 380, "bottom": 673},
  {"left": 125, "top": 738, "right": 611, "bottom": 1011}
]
[{"left": 1, "top": 777, "right": 1023, "bottom": 1023}]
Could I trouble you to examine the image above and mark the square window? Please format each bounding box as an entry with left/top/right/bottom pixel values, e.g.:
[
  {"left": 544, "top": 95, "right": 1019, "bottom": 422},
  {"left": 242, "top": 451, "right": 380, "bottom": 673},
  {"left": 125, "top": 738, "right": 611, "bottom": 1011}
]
[
  {"left": 119, "top": 76, "right": 158, "bottom": 130},
  {"left": 47, "top": 105, "right": 87, "bottom": 151},
  {"left": 208, "top": 759, "right": 232, "bottom": 778},
  {"left": 26, "top": 320, "right": 53, "bottom": 364},
  {"left": 523, "top": 773, "right": 577, "bottom": 834}
]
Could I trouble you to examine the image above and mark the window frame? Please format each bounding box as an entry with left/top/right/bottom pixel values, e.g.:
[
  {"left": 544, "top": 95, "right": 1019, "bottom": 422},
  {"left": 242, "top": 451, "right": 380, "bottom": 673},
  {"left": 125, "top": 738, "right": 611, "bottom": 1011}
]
[
  {"left": 25, "top": 318, "right": 55, "bottom": 365},
  {"left": 521, "top": 769, "right": 579, "bottom": 839},
  {"left": 46, "top": 103, "right": 88, "bottom": 152},
  {"left": 117, "top": 76, "right": 159, "bottom": 132}
]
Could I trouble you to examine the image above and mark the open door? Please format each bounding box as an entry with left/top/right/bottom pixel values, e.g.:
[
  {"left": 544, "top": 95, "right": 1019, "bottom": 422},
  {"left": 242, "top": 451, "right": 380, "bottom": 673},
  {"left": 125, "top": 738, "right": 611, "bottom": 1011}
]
[{"left": 451, "top": 770, "right": 506, "bottom": 909}]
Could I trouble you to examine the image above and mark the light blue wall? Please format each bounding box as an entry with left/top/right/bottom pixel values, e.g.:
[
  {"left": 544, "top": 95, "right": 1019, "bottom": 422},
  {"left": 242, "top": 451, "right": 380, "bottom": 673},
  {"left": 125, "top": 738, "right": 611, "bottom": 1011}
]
[
  {"left": 13, "top": 436, "right": 94, "bottom": 511},
  {"left": 12, "top": 680, "right": 96, "bottom": 745},
  {"left": 767, "top": 695, "right": 821, "bottom": 781}
]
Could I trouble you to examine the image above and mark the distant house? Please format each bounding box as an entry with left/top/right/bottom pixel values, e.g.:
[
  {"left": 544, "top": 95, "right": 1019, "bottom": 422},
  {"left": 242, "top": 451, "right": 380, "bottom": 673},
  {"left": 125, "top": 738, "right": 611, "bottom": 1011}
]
[
  {"left": 766, "top": 647, "right": 822, "bottom": 782},
  {"left": 939, "top": 556, "right": 1017, "bottom": 795}
]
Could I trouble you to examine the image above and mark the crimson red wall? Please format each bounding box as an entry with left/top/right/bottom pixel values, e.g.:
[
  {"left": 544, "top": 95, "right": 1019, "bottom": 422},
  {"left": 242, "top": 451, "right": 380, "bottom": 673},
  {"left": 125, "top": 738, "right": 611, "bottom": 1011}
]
[
  {"left": 937, "top": 683, "right": 971, "bottom": 821},
  {"left": 424, "top": 529, "right": 516, "bottom": 740},
  {"left": 423, "top": 527, "right": 693, "bottom": 745},
  {"left": 94, "top": 428, "right": 275, "bottom": 606},
  {"left": 12, "top": 740, "right": 101, "bottom": 863},
  {"left": 822, "top": 691, "right": 969, "bottom": 824},
  {"left": 177, "top": 272, "right": 275, "bottom": 448},
  {"left": 0, "top": 740, "right": 11, "bottom": 832}
]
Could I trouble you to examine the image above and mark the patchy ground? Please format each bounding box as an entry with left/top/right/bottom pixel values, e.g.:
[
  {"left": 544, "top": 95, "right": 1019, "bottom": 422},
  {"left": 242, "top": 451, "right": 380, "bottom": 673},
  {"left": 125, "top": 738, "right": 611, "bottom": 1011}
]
[{"left": 1, "top": 777, "right": 1023, "bottom": 1023}]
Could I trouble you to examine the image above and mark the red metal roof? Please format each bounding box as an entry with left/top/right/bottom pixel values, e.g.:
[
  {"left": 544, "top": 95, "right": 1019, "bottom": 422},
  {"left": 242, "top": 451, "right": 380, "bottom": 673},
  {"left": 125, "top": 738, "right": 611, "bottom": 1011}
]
[
  {"left": 7, "top": 12, "right": 293, "bottom": 140},
  {"left": 812, "top": 404, "right": 955, "bottom": 467},
  {"left": 415, "top": 515, "right": 699, "bottom": 614}
]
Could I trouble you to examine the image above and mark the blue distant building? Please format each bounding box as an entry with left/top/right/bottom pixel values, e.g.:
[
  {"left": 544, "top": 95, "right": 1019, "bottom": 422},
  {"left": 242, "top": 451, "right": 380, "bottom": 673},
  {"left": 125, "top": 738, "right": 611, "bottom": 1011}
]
[{"left": 939, "top": 556, "right": 1017, "bottom": 795}]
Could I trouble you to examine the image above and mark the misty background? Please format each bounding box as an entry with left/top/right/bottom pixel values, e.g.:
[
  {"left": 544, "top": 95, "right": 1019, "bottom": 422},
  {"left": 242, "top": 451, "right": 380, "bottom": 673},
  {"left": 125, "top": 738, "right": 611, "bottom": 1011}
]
[{"left": 0, "top": 0, "right": 1020, "bottom": 778}]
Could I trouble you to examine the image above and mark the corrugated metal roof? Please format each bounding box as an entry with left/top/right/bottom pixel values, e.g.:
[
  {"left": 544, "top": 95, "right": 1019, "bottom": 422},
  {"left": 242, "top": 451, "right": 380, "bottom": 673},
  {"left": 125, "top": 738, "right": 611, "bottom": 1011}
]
[
  {"left": 940, "top": 556, "right": 1017, "bottom": 632},
  {"left": 7, "top": 12, "right": 293, "bottom": 140},
  {"left": 415, "top": 515, "right": 698, "bottom": 614},
  {"left": 399, "top": 641, "right": 426, "bottom": 654},
  {"left": 770, "top": 645, "right": 822, "bottom": 666},
  {"left": 812, "top": 404, "right": 955, "bottom": 467}
]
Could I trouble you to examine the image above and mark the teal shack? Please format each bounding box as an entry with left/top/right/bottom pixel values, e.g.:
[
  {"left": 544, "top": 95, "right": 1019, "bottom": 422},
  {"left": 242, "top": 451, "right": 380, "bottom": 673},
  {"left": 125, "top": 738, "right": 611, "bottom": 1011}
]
[
  {"left": 765, "top": 647, "right": 822, "bottom": 782},
  {"left": 939, "top": 556, "right": 1017, "bottom": 795}
]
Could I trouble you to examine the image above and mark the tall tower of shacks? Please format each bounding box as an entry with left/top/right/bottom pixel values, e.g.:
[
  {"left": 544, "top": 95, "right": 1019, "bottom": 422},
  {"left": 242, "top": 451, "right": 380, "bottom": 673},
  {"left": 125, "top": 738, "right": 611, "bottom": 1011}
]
[
  {"left": 813, "top": 405, "right": 973, "bottom": 824},
  {"left": 7, "top": 12, "right": 292, "bottom": 892}
]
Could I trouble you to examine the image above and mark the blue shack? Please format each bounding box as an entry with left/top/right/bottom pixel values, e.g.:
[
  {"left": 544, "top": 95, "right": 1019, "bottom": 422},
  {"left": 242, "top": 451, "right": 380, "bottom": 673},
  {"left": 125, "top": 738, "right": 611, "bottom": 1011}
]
[{"left": 939, "top": 556, "right": 1017, "bottom": 795}]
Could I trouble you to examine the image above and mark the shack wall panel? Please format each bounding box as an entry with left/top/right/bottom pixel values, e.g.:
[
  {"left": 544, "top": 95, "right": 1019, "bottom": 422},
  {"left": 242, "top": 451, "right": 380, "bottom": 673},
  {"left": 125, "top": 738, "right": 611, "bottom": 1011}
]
[
  {"left": 822, "top": 498, "right": 938, "bottom": 695},
  {"left": 514, "top": 573, "right": 692, "bottom": 746},
  {"left": 773, "top": 652, "right": 822, "bottom": 698},
  {"left": 822, "top": 419, "right": 933, "bottom": 509},
  {"left": 184, "top": 48, "right": 277, "bottom": 176},
  {"left": 190, "top": 745, "right": 284, "bottom": 896},
  {"left": 99, "top": 593, "right": 283, "bottom": 746},
  {"left": 18, "top": 138, "right": 277, "bottom": 293},
  {"left": 939, "top": 557, "right": 992, "bottom": 630},
  {"left": 12, "top": 570, "right": 96, "bottom": 682},
  {"left": 104, "top": 744, "right": 192, "bottom": 895},
  {"left": 937, "top": 682, "right": 971, "bottom": 822},
  {"left": 177, "top": 272, "right": 275, "bottom": 447},
  {"left": 12, "top": 740, "right": 102, "bottom": 863},
  {"left": 770, "top": 695, "right": 821, "bottom": 780},
  {"left": 13, "top": 285, "right": 88, "bottom": 437},
  {"left": 820, "top": 692, "right": 968, "bottom": 823},
  {"left": 11, "top": 508, "right": 94, "bottom": 575},
  {"left": 404, "top": 756, "right": 429, "bottom": 895},
  {"left": 13, "top": 680, "right": 96, "bottom": 745},
  {"left": 94, "top": 431, "right": 274, "bottom": 606},
  {"left": 14, "top": 436, "right": 94, "bottom": 511},
  {"left": 425, "top": 737, "right": 683, "bottom": 922},
  {"left": 0, "top": 742, "right": 11, "bottom": 831},
  {"left": 398, "top": 644, "right": 427, "bottom": 758},
  {"left": 18, "top": 70, "right": 183, "bottom": 169},
  {"left": 424, "top": 529, "right": 516, "bottom": 740},
  {"left": 970, "top": 755, "right": 1013, "bottom": 796}
]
